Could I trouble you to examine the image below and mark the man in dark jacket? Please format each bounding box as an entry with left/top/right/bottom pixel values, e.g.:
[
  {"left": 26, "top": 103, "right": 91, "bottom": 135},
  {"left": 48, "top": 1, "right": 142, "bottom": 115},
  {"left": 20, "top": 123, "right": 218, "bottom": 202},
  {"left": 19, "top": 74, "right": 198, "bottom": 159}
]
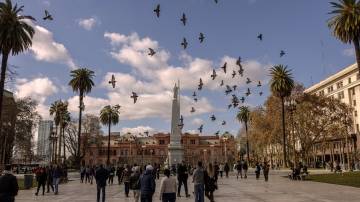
[
  {"left": 0, "top": 165, "right": 19, "bottom": 202},
  {"left": 140, "top": 165, "right": 156, "bottom": 202},
  {"left": 35, "top": 167, "right": 47, "bottom": 196},
  {"left": 95, "top": 164, "right": 109, "bottom": 202},
  {"left": 177, "top": 161, "right": 190, "bottom": 197},
  {"left": 46, "top": 165, "right": 54, "bottom": 193}
]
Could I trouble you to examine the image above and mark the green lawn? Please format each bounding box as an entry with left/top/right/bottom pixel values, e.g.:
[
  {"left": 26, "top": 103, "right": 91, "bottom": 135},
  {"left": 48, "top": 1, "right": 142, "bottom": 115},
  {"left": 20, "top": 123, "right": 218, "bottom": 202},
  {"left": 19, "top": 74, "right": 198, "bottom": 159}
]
[
  {"left": 17, "top": 178, "right": 36, "bottom": 190},
  {"left": 307, "top": 171, "right": 360, "bottom": 188}
]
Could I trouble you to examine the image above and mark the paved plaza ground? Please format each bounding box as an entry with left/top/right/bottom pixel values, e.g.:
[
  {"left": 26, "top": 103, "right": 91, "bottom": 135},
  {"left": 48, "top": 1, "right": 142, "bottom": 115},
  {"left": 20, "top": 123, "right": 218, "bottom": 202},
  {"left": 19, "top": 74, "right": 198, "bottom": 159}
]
[{"left": 17, "top": 170, "right": 360, "bottom": 202}]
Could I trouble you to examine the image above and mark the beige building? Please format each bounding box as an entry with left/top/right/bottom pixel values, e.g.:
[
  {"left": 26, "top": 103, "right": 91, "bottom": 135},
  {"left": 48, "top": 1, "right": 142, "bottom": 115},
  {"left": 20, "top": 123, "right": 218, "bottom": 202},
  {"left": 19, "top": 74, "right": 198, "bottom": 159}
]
[{"left": 305, "top": 63, "right": 359, "bottom": 167}]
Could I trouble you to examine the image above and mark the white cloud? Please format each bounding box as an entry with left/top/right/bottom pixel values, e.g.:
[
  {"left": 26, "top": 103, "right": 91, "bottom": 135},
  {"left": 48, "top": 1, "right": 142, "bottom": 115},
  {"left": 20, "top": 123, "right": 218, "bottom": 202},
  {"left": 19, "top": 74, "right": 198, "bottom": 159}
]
[
  {"left": 28, "top": 21, "right": 76, "bottom": 69},
  {"left": 14, "top": 77, "right": 58, "bottom": 119},
  {"left": 67, "top": 96, "right": 109, "bottom": 116},
  {"left": 78, "top": 17, "right": 99, "bottom": 30},
  {"left": 343, "top": 48, "right": 355, "bottom": 57},
  {"left": 191, "top": 118, "right": 204, "bottom": 126},
  {"left": 120, "top": 126, "right": 156, "bottom": 136}
]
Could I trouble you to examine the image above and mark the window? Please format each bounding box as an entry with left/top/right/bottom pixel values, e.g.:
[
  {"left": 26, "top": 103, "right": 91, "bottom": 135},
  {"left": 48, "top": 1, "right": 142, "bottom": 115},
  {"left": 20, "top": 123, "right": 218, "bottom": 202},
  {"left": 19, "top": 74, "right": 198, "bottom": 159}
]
[
  {"left": 354, "top": 100, "right": 357, "bottom": 106},
  {"left": 336, "top": 81, "right": 343, "bottom": 89},
  {"left": 338, "top": 91, "right": 344, "bottom": 99},
  {"left": 159, "top": 140, "right": 165, "bottom": 145},
  {"left": 355, "top": 110, "right": 357, "bottom": 117},
  {"left": 357, "top": 124, "right": 359, "bottom": 133},
  {"left": 327, "top": 86, "right": 334, "bottom": 93},
  {"left": 319, "top": 90, "right": 325, "bottom": 96},
  {"left": 190, "top": 139, "right": 196, "bottom": 144},
  {"left": 349, "top": 77, "right": 352, "bottom": 84}
]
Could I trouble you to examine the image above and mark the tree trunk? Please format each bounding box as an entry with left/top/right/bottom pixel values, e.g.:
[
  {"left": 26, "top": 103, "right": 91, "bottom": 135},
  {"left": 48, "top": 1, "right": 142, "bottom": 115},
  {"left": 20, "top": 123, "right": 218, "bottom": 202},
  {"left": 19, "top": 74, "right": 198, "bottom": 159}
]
[
  {"left": 245, "top": 122, "right": 250, "bottom": 162},
  {"left": 58, "top": 122, "right": 62, "bottom": 164},
  {"left": 353, "top": 38, "right": 360, "bottom": 74},
  {"left": 107, "top": 120, "right": 111, "bottom": 166},
  {"left": 281, "top": 96, "right": 287, "bottom": 167},
  {"left": 77, "top": 92, "right": 83, "bottom": 168},
  {"left": 345, "top": 135, "right": 351, "bottom": 170},
  {"left": 63, "top": 127, "right": 66, "bottom": 163},
  {"left": 54, "top": 125, "right": 58, "bottom": 163},
  {"left": 0, "top": 52, "right": 9, "bottom": 167}
]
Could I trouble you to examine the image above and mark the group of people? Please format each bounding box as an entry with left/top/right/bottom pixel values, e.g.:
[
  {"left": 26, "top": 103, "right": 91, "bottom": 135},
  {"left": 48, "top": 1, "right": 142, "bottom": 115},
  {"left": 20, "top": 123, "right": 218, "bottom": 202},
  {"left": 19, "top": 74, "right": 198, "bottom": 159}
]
[{"left": 33, "top": 164, "right": 66, "bottom": 196}]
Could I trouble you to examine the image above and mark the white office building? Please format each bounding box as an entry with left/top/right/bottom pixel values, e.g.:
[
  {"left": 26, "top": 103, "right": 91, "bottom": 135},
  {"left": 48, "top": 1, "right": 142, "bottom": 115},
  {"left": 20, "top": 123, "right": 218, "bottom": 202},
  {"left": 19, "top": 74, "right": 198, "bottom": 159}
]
[{"left": 37, "top": 120, "right": 53, "bottom": 163}]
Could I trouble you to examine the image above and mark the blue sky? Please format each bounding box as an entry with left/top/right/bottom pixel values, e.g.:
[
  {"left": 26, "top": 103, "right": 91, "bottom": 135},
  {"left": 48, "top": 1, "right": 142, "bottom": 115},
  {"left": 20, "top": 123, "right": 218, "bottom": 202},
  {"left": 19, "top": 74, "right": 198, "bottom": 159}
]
[{"left": 7, "top": 0, "right": 356, "bottom": 136}]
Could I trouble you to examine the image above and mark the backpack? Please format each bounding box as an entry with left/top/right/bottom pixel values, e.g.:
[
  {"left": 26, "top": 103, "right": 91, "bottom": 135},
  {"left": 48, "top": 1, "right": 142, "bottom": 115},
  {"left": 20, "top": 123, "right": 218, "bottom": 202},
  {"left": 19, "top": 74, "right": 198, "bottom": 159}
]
[{"left": 129, "top": 174, "right": 140, "bottom": 190}]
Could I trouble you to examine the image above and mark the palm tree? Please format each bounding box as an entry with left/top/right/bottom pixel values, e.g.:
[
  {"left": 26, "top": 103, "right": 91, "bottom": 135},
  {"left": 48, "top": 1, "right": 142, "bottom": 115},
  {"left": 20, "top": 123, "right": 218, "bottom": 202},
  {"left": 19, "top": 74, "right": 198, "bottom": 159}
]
[
  {"left": 269, "top": 65, "right": 294, "bottom": 167},
  {"left": 0, "top": 0, "right": 35, "bottom": 139},
  {"left": 60, "top": 109, "right": 71, "bottom": 163},
  {"left": 328, "top": 0, "right": 360, "bottom": 72},
  {"left": 237, "top": 106, "right": 251, "bottom": 162},
  {"left": 49, "top": 100, "right": 62, "bottom": 163},
  {"left": 99, "top": 105, "right": 120, "bottom": 166},
  {"left": 68, "top": 68, "right": 95, "bottom": 167}
]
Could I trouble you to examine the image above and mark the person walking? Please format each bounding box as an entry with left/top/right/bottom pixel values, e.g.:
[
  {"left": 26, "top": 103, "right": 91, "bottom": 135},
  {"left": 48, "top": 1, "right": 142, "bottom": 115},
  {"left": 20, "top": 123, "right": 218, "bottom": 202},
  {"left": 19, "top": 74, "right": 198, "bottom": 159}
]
[
  {"left": 121, "top": 164, "right": 131, "bottom": 197},
  {"left": 224, "top": 163, "right": 230, "bottom": 178},
  {"left": 85, "top": 165, "right": 91, "bottom": 184},
  {"left": 90, "top": 165, "right": 96, "bottom": 184},
  {"left": 255, "top": 162, "right": 261, "bottom": 180},
  {"left": 204, "top": 163, "right": 217, "bottom": 202},
  {"left": 0, "top": 165, "right": 19, "bottom": 202},
  {"left": 52, "top": 165, "right": 62, "bottom": 195},
  {"left": 46, "top": 165, "right": 54, "bottom": 193},
  {"left": 235, "top": 161, "right": 243, "bottom": 179},
  {"left": 193, "top": 161, "right": 205, "bottom": 202},
  {"left": 219, "top": 163, "right": 224, "bottom": 178},
  {"left": 95, "top": 164, "right": 109, "bottom": 202},
  {"left": 263, "top": 161, "right": 270, "bottom": 182},
  {"left": 116, "top": 165, "right": 124, "bottom": 185},
  {"left": 243, "top": 161, "right": 248, "bottom": 179},
  {"left": 177, "top": 161, "right": 190, "bottom": 197},
  {"left": 108, "top": 166, "right": 115, "bottom": 185},
  {"left": 80, "top": 166, "right": 85, "bottom": 183},
  {"left": 35, "top": 167, "right": 47, "bottom": 196},
  {"left": 140, "top": 165, "right": 156, "bottom": 202},
  {"left": 130, "top": 166, "right": 141, "bottom": 202},
  {"left": 159, "top": 168, "right": 177, "bottom": 202}
]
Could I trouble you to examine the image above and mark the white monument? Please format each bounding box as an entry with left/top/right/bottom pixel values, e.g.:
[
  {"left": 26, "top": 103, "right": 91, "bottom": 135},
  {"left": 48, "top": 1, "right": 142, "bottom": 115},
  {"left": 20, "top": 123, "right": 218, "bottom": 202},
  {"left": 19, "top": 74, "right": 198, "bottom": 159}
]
[{"left": 167, "top": 81, "right": 184, "bottom": 166}]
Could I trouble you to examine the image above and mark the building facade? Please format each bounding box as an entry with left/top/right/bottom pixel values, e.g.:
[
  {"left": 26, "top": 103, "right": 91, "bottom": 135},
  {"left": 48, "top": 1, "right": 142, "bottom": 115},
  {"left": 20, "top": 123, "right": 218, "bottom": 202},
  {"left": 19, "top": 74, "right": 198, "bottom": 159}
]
[
  {"left": 305, "top": 63, "right": 359, "bottom": 167},
  {"left": 37, "top": 120, "right": 53, "bottom": 163},
  {"left": 83, "top": 133, "right": 237, "bottom": 167}
]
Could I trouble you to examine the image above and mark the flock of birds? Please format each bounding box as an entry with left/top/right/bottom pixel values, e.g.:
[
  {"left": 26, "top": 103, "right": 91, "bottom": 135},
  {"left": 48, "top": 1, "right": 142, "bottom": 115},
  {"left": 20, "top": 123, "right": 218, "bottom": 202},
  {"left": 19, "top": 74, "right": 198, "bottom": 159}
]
[{"left": 41, "top": 1, "right": 287, "bottom": 138}]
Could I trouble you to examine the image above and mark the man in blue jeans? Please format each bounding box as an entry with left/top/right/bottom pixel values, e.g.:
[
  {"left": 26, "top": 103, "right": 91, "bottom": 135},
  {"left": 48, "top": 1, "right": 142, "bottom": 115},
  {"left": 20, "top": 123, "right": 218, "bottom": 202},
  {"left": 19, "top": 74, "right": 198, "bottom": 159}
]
[
  {"left": 95, "top": 164, "right": 109, "bottom": 202},
  {"left": 192, "top": 161, "right": 205, "bottom": 202}
]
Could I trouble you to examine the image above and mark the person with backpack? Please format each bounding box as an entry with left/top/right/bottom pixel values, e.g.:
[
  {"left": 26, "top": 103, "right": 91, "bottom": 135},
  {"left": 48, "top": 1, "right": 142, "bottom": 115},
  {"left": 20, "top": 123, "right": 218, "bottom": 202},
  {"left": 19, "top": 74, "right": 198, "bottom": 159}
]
[
  {"left": 121, "top": 164, "right": 131, "bottom": 197},
  {"left": 204, "top": 163, "right": 217, "bottom": 202},
  {"left": 159, "top": 168, "right": 177, "bottom": 202},
  {"left": 130, "top": 166, "right": 141, "bottom": 202}
]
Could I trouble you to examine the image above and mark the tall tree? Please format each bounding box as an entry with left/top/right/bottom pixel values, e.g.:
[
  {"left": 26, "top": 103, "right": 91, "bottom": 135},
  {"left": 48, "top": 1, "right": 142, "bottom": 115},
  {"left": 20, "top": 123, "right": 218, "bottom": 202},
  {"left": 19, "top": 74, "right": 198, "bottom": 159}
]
[
  {"left": 269, "top": 65, "right": 294, "bottom": 167},
  {"left": 237, "top": 106, "right": 251, "bottom": 162},
  {"left": 328, "top": 0, "right": 360, "bottom": 72},
  {"left": 0, "top": 0, "right": 35, "bottom": 142},
  {"left": 60, "top": 107, "right": 70, "bottom": 163},
  {"left": 68, "top": 68, "right": 95, "bottom": 167},
  {"left": 49, "top": 100, "right": 62, "bottom": 163},
  {"left": 99, "top": 105, "right": 120, "bottom": 166}
]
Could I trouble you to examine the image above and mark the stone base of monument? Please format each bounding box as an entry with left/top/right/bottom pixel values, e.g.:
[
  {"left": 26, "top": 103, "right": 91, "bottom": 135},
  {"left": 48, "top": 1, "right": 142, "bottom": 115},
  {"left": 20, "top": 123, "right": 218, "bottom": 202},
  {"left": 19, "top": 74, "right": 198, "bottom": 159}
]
[{"left": 167, "top": 144, "right": 184, "bottom": 166}]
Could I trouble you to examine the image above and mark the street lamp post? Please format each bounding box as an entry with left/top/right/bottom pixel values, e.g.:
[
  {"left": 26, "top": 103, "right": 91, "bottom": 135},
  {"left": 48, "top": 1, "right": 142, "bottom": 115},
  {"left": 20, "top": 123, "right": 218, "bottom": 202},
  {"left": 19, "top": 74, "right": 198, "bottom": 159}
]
[
  {"left": 285, "top": 99, "right": 297, "bottom": 166},
  {"left": 223, "top": 137, "right": 228, "bottom": 163},
  {"left": 141, "top": 145, "right": 146, "bottom": 166},
  {"left": 203, "top": 149, "right": 207, "bottom": 162},
  {"left": 210, "top": 144, "right": 215, "bottom": 163}
]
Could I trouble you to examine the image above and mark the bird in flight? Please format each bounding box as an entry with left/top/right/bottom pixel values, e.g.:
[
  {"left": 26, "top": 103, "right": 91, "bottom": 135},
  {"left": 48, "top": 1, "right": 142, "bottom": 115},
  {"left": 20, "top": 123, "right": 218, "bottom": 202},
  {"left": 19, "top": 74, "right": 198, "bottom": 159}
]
[
  {"left": 257, "top": 81, "right": 262, "bottom": 87},
  {"left": 199, "top": 33, "right": 205, "bottom": 43},
  {"left": 238, "top": 67, "right": 244, "bottom": 77},
  {"left": 257, "top": 33, "right": 263, "bottom": 41},
  {"left": 232, "top": 70, "right": 236, "bottom": 78},
  {"left": 181, "top": 37, "right": 188, "bottom": 49},
  {"left": 221, "top": 62, "right": 227, "bottom": 74},
  {"left": 198, "top": 125, "right": 203, "bottom": 133},
  {"left": 178, "top": 122, "right": 184, "bottom": 130},
  {"left": 198, "top": 78, "right": 203, "bottom": 90},
  {"left": 148, "top": 48, "right": 156, "bottom": 56},
  {"left": 246, "top": 78, "right": 252, "bottom": 84},
  {"left": 215, "top": 130, "right": 220, "bottom": 135},
  {"left": 43, "top": 10, "right": 53, "bottom": 21},
  {"left": 211, "top": 69, "right": 217, "bottom": 80},
  {"left": 225, "top": 85, "right": 232, "bottom": 95},
  {"left": 280, "top": 50, "right": 286, "bottom": 57},
  {"left": 233, "top": 85, "right": 237, "bottom": 91},
  {"left": 222, "top": 121, "right": 226, "bottom": 125},
  {"left": 144, "top": 131, "right": 149, "bottom": 137},
  {"left": 220, "top": 80, "right": 224, "bottom": 86},
  {"left": 180, "top": 115, "right": 184, "bottom": 124},
  {"left": 246, "top": 88, "right": 251, "bottom": 96},
  {"left": 228, "top": 104, "right": 232, "bottom": 109},
  {"left": 131, "top": 92, "right": 138, "bottom": 103},
  {"left": 192, "top": 91, "right": 197, "bottom": 97},
  {"left": 181, "top": 13, "right": 187, "bottom": 26},
  {"left": 240, "top": 97, "right": 245, "bottom": 103},
  {"left": 259, "top": 92, "right": 263, "bottom": 96},
  {"left": 194, "top": 98, "right": 198, "bottom": 102},
  {"left": 210, "top": 114, "right": 216, "bottom": 121},
  {"left": 236, "top": 57, "right": 242, "bottom": 67},
  {"left": 154, "top": 4, "right": 160, "bottom": 18},
  {"left": 108, "top": 74, "right": 116, "bottom": 88},
  {"left": 191, "top": 107, "right": 196, "bottom": 113}
]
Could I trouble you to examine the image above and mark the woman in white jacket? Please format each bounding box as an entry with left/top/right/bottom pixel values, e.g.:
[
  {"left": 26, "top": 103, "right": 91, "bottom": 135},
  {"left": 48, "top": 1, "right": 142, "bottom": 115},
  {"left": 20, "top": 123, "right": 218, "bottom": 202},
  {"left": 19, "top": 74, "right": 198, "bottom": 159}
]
[{"left": 159, "top": 168, "right": 177, "bottom": 202}]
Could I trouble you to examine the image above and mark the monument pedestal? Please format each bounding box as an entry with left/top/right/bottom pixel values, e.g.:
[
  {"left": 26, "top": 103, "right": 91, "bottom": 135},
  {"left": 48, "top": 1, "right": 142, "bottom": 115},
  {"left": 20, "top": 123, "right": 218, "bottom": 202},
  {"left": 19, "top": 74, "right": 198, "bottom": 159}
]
[{"left": 168, "top": 144, "right": 183, "bottom": 166}]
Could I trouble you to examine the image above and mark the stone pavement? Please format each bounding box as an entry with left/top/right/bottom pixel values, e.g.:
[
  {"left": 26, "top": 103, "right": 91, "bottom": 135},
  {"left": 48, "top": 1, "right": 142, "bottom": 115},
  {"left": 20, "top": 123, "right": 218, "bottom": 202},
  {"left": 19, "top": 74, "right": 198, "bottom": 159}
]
[{"left": 17, "top": 171, "right": 360, "bottom": 202}]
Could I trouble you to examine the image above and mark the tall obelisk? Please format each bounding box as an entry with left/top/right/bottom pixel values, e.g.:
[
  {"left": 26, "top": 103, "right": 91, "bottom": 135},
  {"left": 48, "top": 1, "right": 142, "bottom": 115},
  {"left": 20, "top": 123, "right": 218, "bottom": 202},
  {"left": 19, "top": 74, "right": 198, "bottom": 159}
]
[{"left": 168, "top": 81, "right": 183, "bottom": 166}]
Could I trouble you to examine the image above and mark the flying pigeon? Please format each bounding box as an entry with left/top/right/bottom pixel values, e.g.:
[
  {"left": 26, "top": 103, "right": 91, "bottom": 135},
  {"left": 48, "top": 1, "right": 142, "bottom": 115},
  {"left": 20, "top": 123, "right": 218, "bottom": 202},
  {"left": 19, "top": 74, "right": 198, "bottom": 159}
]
[
  {"left": 181, "top": 37, "right": 188, "bottom": 49},
  {"left": 180, "top": 115, "right": 184, "bottom": 124},
  {"left": 108, "top": 74, "right": 116, "bottom": 88},
  {"left": 144, "top": 131, "right": 149, "bottom": 137},
  {"left": 148, "top": 48, "right": 156, "bottom": 56},
  {"left": 191, "top": 107, "right": 196, "bottom": 113},
  {"left": 131, "top": 92, "right": 138, "bottom": 103},
  {"left": 180, "top": 13, "right": 187, "bottom": 26},
  {"left": 236, "top": 57, "right": 242, "bottom": 67},
  {"left": 221, "top": 62, "right": 227, "bottom": 74},
  {"left": 225, "top": 85, "right": 232, "bottom": 95},
  {"left": 178, "top": 122, "right": 184, "bottom": 130},
  {"left": 259, "top": 92, "right": 263, "bottom": 96},
  {"left": 194, "top": 98, "right": 198, "bottom": 102},
  {"left": 211, "top": 69, "right": 217, "bottom": 80},
  {"left": 154, "top": 4, "right": 160, "bottom": 18},
  {"left": 257, "top": 81, "right": 262, "bottom": 87},
  {"left": 246, "top": 78, "right": 252, "bottom": 84},
  {"left": 280, "top": 50, "right": 285, "bottom": 57},
  {"left": 233, "top": 85, "right": 237, "bottom": 91},
  {"left": 199, "top": 33, "right": 205, "bottom": 43},
  {"left": 215, "top": 130, "right": 220, "bottom": 135},
  {"left": 192, "top": 91, "right": 197, "bottom": 97},
  {"left": 198, "top": 78, "right": 203, "bottom": 90},
  {"left": 198, "top": 125, "right": 203, "bottom": 133},
  {"left": 238, "top": 68, "right": 244, "bottom": 77},
  {"left": 232, "top": 70, "right": 236, "bottom": 78},
  {"left": 210, "top": 114, "right": 216, "bottom": 121},
  {"left": 257, "top": 33, "right": 263, "bottom": 41},
  {"left": 228, "top": 104, "right": 232, "bottom": 109},
  {"left": 240, "top": 97, "right": 245, "bottom": 103},
  {"left": 222, "top": 121, "right": 226, "bottom": 125},
  {"left": 246, "top": 88, "right": 251, "bottom": 96},
  {"left": 220, "top": 80, "right": 224, "bottom": 86},
  {"left": 43, "top": 10, "right": 53, "bottom": 21}
]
